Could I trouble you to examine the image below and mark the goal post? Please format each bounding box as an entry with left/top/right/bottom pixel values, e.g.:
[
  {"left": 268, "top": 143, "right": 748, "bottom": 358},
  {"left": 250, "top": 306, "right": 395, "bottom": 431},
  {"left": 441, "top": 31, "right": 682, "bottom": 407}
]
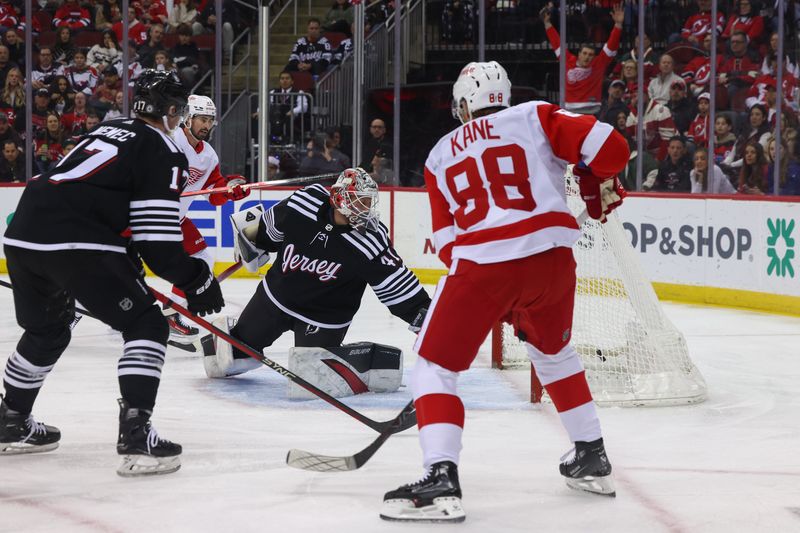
[{"left": 492, "top": 173, "right": 708, "bottom": 407}]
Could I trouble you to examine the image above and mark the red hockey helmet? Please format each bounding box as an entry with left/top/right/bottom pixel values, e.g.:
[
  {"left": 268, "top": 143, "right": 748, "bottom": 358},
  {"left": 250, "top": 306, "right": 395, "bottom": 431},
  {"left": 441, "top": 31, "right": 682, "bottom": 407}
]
[{"left": 330, "top": 168, "right": 380, "bottom": 232}]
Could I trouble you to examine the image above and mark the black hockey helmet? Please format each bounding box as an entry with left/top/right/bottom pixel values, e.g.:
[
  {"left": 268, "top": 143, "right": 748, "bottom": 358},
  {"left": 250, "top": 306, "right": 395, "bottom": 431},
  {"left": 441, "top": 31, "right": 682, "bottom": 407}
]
[{"left": 133, "top": 69, "right": 189, "bottom": 119}]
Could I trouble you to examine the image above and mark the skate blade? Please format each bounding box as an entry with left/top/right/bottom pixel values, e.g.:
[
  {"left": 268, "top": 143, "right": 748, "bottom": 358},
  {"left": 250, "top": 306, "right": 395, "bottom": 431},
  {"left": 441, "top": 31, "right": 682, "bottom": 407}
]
[
  {"left": 380, "top": 497, "right": 466, "bottom": 523},
  {"left": 117, "top": 454, "right": 181, "bottom": 477},
  {"left": 0, "top": 441, "right": 59, "bottom": 455},
  {"left": 565, "top": 474, "right": 616, "bottom": 497},
  {"left": 168, "top": 339, "right": 200, "bottom": 353}
]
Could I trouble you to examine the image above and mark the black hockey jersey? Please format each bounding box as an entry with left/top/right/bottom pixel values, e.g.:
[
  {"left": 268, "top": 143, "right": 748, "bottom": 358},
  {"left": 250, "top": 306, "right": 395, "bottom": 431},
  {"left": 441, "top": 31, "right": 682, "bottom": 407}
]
[
  {"left": 255, "top": 184, "right": 430, "bottom": 328},
  {"left": 4, "top": 118, "right": 200, "bottom": 286},
  {"left": 286, "top": 36, "right": 332, "bottom": 71}
]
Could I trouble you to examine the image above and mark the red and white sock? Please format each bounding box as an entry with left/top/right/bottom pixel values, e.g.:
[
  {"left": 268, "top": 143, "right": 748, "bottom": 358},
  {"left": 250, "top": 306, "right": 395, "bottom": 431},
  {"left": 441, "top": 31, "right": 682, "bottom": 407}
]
[
  {"left": 526, "top": 344, "right": 601, "bottom": 442},
  {"left": 411, "top": 357, "right": 464, "bottom": 468}
]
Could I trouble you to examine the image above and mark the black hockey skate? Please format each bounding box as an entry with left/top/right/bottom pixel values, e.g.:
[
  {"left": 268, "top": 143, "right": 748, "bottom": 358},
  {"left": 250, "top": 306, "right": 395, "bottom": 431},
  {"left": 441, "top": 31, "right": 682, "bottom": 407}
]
[
  {"left": 116, "top": 399, "right": 181, "bottom": 477},
  {"left": 380, "top": 461, "right": 466, "bottom": 523},
  {"left": 0, "top": 396, "right": 60, "bottom": 455},
  {"left": 559, "top": 438, "right": 616, "bottom": 497}
]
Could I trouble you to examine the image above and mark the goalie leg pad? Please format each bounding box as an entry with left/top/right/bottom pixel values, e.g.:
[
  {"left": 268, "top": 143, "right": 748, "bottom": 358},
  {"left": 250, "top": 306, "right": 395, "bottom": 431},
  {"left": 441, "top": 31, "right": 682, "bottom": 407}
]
[
  {"left": 287, "top": 342, "right": 403, "bottom": 400},
  {"left": 202, "top": 316, "right": 260, "bottom": 378}
]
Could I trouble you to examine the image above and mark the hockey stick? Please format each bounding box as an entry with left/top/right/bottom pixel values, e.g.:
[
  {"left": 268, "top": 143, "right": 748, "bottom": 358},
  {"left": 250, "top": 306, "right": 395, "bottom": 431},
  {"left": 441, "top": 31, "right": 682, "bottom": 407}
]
[
  {"left": 286, "top": 399, "right": 416, "bottom": 472},
  {"left": 181, "top": 173, "right": 340, "bottom": 198},
  {"left": 151, "top": 286, "right": 417, "bottom": 434}
]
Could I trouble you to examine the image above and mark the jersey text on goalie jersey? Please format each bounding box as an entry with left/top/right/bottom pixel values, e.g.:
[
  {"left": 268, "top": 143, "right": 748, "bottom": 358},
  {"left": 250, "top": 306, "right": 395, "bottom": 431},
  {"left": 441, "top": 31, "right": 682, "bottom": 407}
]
[
  {"left": 449, "top": 118, "right": 501, "bottom": 156},
  {"left": 282, "top": 243, "right": 342, "bottom": 281}
]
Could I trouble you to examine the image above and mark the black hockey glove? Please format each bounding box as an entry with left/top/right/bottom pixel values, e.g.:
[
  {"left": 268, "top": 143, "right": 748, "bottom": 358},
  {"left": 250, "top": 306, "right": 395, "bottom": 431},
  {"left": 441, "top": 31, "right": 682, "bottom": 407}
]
[
  {"left": 179, "top": 260, "right": 224, "bottom": 316},
  {"left": 408, "top": 307, "right": 428, "bottom": 333}
]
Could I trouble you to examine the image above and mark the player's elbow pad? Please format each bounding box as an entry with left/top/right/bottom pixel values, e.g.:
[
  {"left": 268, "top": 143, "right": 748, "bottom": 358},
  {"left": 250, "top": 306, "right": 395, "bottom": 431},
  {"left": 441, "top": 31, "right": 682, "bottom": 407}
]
[{"left": 587, "top": 129, "right": 630, "bottom": 178}]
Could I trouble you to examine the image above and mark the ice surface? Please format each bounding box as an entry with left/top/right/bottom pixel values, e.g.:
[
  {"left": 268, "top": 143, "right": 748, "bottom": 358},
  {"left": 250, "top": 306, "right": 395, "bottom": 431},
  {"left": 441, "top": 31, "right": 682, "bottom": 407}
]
[{"left": 1, "top": 276, "right": 799, "bottom": 532}]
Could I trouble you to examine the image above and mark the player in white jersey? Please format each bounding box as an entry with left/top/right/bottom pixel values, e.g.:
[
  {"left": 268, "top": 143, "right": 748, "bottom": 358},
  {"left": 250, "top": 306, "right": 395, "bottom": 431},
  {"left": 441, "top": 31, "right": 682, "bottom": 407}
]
[
  {"left": 165, "top": 95, "right": 250, "bottom": 341},
  {"left": 380, "top": 62, "right": 630, "bottom": 522}
]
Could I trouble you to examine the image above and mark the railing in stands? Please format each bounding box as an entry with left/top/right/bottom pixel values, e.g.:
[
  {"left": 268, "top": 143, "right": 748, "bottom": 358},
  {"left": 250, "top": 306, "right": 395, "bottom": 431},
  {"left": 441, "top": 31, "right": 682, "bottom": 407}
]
[{"left": 220, "top": 91, "right": 252, "bottom": 176}]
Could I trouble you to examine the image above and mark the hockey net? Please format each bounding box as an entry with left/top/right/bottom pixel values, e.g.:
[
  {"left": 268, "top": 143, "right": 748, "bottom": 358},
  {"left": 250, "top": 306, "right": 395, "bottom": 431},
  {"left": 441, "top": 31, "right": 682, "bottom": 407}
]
[{"left": 492, "top": 173, "right": 707, "bottom": 406}]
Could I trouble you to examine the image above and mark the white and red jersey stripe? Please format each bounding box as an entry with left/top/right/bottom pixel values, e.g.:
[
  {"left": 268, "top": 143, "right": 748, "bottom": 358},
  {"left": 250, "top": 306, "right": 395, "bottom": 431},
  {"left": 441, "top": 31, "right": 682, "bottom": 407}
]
[
  {"left": 171, "top": 127, "right": 227, "bottom": 219},
  {"left": 424, "top": 101, "right": 629, "bottom": 267}
]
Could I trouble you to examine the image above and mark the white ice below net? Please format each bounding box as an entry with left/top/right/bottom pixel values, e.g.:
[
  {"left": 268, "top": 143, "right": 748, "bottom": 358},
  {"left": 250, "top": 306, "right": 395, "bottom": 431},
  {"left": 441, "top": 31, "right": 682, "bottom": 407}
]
[{"left": 499, "top": 173, "right": 707, "bottom": 406}]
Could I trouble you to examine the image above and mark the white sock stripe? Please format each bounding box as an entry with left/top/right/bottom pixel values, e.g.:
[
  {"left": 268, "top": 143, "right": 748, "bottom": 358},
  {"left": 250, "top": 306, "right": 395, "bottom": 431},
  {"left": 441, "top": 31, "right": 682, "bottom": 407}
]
[
  {"left": 419, "top": 423, "right": 463, "bottom": 468},
  {"left": 4, "top": 367, "right": 46, "bottom": 386},
  {"left": 119, "top": 354, "right": 165, "bottom": 366},
  {"left": 123, "top": 347, "right": 166, "bottom": 359},
  {"left": 117, "top": 368, "right": 162, "bottom": 379},
  {"left": 123, "top": 340, "right": 167, "bottom": 353},
  {"left": 558, "top": 401, "right": 602, "bottom": 443},
  {"left": 3, "top": 375, "right": 44, "bottom": 389},
  {"left": 526, "top": 343, "right": 584, "bottom": 386},
  {"left": 410, "top": 357, "right": 459, "bottom": 400},
  {"left": 9, "top": 351, "right": 56, "bottom": 373}
]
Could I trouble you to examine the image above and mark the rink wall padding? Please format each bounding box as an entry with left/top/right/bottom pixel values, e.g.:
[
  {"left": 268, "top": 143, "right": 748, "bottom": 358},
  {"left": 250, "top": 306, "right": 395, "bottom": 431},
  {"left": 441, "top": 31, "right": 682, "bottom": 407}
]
[{"left": 1, "top": 184, "right": 799, "bottom": 315}]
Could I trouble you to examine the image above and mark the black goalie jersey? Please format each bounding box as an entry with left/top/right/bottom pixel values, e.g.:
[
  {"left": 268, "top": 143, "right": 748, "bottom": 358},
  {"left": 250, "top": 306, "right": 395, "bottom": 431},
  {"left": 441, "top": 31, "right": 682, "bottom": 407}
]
[
  {"left": 255, "top": 184, "right": 430, "bottom": 328},
  {"left": 4, "top": 118, "right": 199, "bottom": 286}
]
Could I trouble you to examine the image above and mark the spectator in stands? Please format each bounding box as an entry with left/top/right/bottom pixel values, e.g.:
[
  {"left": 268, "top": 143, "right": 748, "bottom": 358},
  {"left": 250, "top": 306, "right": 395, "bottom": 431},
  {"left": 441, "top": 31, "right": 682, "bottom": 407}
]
[
  {"left": 626, "top": 89, "right": 679, "bottom": 160},
  {"left": 91, "top": 66, "right": 121, "bottom": 116},
  {"left": 597, "top": 79, "right": 629, "bottom": 125},
  {"left": 690, "top": 146, "right": 736, "bottom": 193},
  {"left": 331, "top": 29, "right": 352, "bottom": 66},
  {"left": 681, "top": 33, "right": 723, "bottom": 98},
  {"left": 53, "top": 0, "right": 92, "bottom": 31},
  {"left": 167, "top": 0, "right": 198, "bottom": 33},
  {"left": 714, "top": 113, "right": 737, "bottom": 171},
  {"left": 0, "top": 111, "right": 21, "bottom": 149},
  {"left": 103, "top": 90, "right": 126, "bottom": 120},
  {"left": 53, "top": 27, "right": 77, "bottom": 65},
  {"left": 441, "top": 0, "right": 474, "bottom": 44},
  {"left": 87, "top": 30, "right": 122, "bottom": 73},
  {"left": 63, "top": 49, "right": 99, "bottom": 97},
  {"left": 325, "top": 125, "right": 350, "bottom": 166},
  {"left": 760, "top": 32, "right": 796, "bottom": 76},
  {"left": 542, "top": 3, "right": 624, "bottom": 114},
  {"left": 138, "top": 23, "right": 166, "bottom": 68},
  {"left": 0, "top": 1, "right": 19, "bottom": 33},
  {"left": 32, "top": 46, "right": 62, "bottom": 91},
  {"left": 268, "top": 71, "right": 309, "bottom": 144},
  {"left": 34, "top": 111, "right": 67, "bottom": 173},
  {"left": 299, "top": 132, "right": 348, "bottom": 176},
  {"left": 95, "top": 0, "right": 121, "bottom": 32},
  {"left": 286, "top": 18, "right": 332, "bottom": 77},
  {"left": 171, "top": 24, "right": 200, "bottom": 86},
  {"left": 371, "top": 147, "right": 394, "bottom": 185},
  {"left": 678, "top": 0, "right": 725, "bottom": 47},
  {"left": 118, "top": 41, "right": 145, "bottom": 88},
  {"left": 61, "top": 90, "right": 89, "bottom": 136},
  {"left": 737, "top": 141, "right": 768, "bottom": 194},
  {"left": 734, "top": 103, "right": 771, "bottom": 160},
  {"left": 3, "top": 29, "right": 23, "bottom": 69},
  {"left": 49, "top": 75, "right": 76, "bottom": 115},
  {"left": 666, "top": 79, "right": 696, "bottom": 135},
  {"left": 324, "top": 0, "right": 354, "bottom": 35},
  {"left": 113, "top": 6, "right": 149, "bottom": 46},
  {"left": 266, "top": 155, "right": 280, "bottom": 181},
  {"left": 84, "top": 110, "right": 101, "bottom": 132},
  {"left": 192, "top": 0, "right": 236, "bottom": 57},
  {"left": 718, "top": 31, "right": 760, "bottom": 109},
  {"left": 747, "top": 56, "right": 798, "bottom": 112},
  {"left": 363, "top": 117, "right": 391, "bottom": 167},
  {"left": 0, "top": 45, "right": 17, "bottom": 89},
  {"left": 61, "top": 137, "right": 78, "bottom": 158},
  {"left": 648, "top": 136, "right": 693, "bottom": 192},
  {"left": 648, "top": 54, "right": 684, "bottom": 105},
  {"left": 139, "top": 0, "right": 169, "bottom": 27},
  {"left": 721, "top": 0, "right": 764, "bottom": 45},
  {"left": 0, "top": 139, "right": 23, "bottom": 182},
  {"left": 687, "top": 92, "right": 711, "bottom": 146},
  {"left": 619, "top": 60, "right": 638, "bottom": 97},
  {"left": 766, "top": 136, "right": 800, "bottom": 195},
  {"left": 32, "top": 87, "right": 54, "bottom": 135},
  {"left": 0, "top": 67, "right": 24, "bottom": 128},
  {"left": 612, "top": 34, "right": 658, "bottom": 81},
  {"left": 153, "top": 50, "right": 176, "bottom": 74}
]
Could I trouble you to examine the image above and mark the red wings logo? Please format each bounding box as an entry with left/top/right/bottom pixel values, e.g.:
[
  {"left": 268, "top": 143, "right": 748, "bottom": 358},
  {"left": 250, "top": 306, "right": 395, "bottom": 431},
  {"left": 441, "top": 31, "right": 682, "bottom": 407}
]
[
  {"left": 185, "top": 167, "right": 205, "bottom": 188},
  {"left": 567, "top": 66, "right": 592, "bottom": 83}
]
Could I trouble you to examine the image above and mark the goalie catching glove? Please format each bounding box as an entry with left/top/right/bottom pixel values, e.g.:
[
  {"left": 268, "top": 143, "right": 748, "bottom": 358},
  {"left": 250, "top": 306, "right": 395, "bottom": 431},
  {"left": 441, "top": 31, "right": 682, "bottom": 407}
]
[
  {"left": 573, "top": 163, "right": 627, "bottom": 224},
  {"left": 231, "top": 204, "right": 271, "bottom": 272}
]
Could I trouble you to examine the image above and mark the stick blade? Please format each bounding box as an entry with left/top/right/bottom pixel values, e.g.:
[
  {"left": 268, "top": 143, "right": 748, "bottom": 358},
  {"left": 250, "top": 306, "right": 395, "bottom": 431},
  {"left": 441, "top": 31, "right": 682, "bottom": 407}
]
[{"left": 286, "top": 449, "right": 357, "bottom": 472}]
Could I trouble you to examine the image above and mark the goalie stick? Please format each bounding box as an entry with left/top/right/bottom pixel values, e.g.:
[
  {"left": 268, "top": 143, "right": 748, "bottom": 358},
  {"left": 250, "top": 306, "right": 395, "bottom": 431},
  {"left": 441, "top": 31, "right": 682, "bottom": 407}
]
[
  {"left": 181, "top": 172, "right": 340, "bottom": 198},
  {"left": 151, "top": 286, "right": 417, "bottom": 435}
]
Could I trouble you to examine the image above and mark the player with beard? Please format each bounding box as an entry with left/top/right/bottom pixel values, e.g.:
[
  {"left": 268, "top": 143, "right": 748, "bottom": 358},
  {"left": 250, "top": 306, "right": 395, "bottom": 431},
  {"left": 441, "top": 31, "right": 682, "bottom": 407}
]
[{"left": 165, "top": 94, "right": 250, "bottom": 343}]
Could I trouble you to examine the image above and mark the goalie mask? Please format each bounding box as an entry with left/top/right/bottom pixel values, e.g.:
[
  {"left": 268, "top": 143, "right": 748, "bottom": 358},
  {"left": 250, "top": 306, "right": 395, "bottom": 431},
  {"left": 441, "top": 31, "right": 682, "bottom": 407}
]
[
  {"left": 330, "top": 168, "right": 380, "bottom": 232},
  {"left": 452, "top": 61, "right": 511, "bottom": 124},
  {"left": 184, "top": 94, "right": 217, "bottom": 141}
]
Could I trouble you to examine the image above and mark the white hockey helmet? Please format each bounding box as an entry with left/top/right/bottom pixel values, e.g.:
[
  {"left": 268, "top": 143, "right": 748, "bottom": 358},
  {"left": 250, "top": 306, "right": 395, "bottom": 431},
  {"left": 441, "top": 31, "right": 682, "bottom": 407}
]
[
  {"left": 330, "top": 168, "right": 380, "bottom": 232},
  {"left": 451, "top": 61, "right": 511, "bottom": 124},
  {"left": 185, "top": 94, "right": 217, "bottom": 125}
]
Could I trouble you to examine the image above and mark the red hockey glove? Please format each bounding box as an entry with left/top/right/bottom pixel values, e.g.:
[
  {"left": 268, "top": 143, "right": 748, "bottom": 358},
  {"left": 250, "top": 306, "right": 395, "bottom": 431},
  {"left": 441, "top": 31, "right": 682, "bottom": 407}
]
[
  {"left": 573, "top": 164, "right": 627, "bottom": 223},
  {"left": 224, "top": 175, "right": 250, "bottom": 201}
]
